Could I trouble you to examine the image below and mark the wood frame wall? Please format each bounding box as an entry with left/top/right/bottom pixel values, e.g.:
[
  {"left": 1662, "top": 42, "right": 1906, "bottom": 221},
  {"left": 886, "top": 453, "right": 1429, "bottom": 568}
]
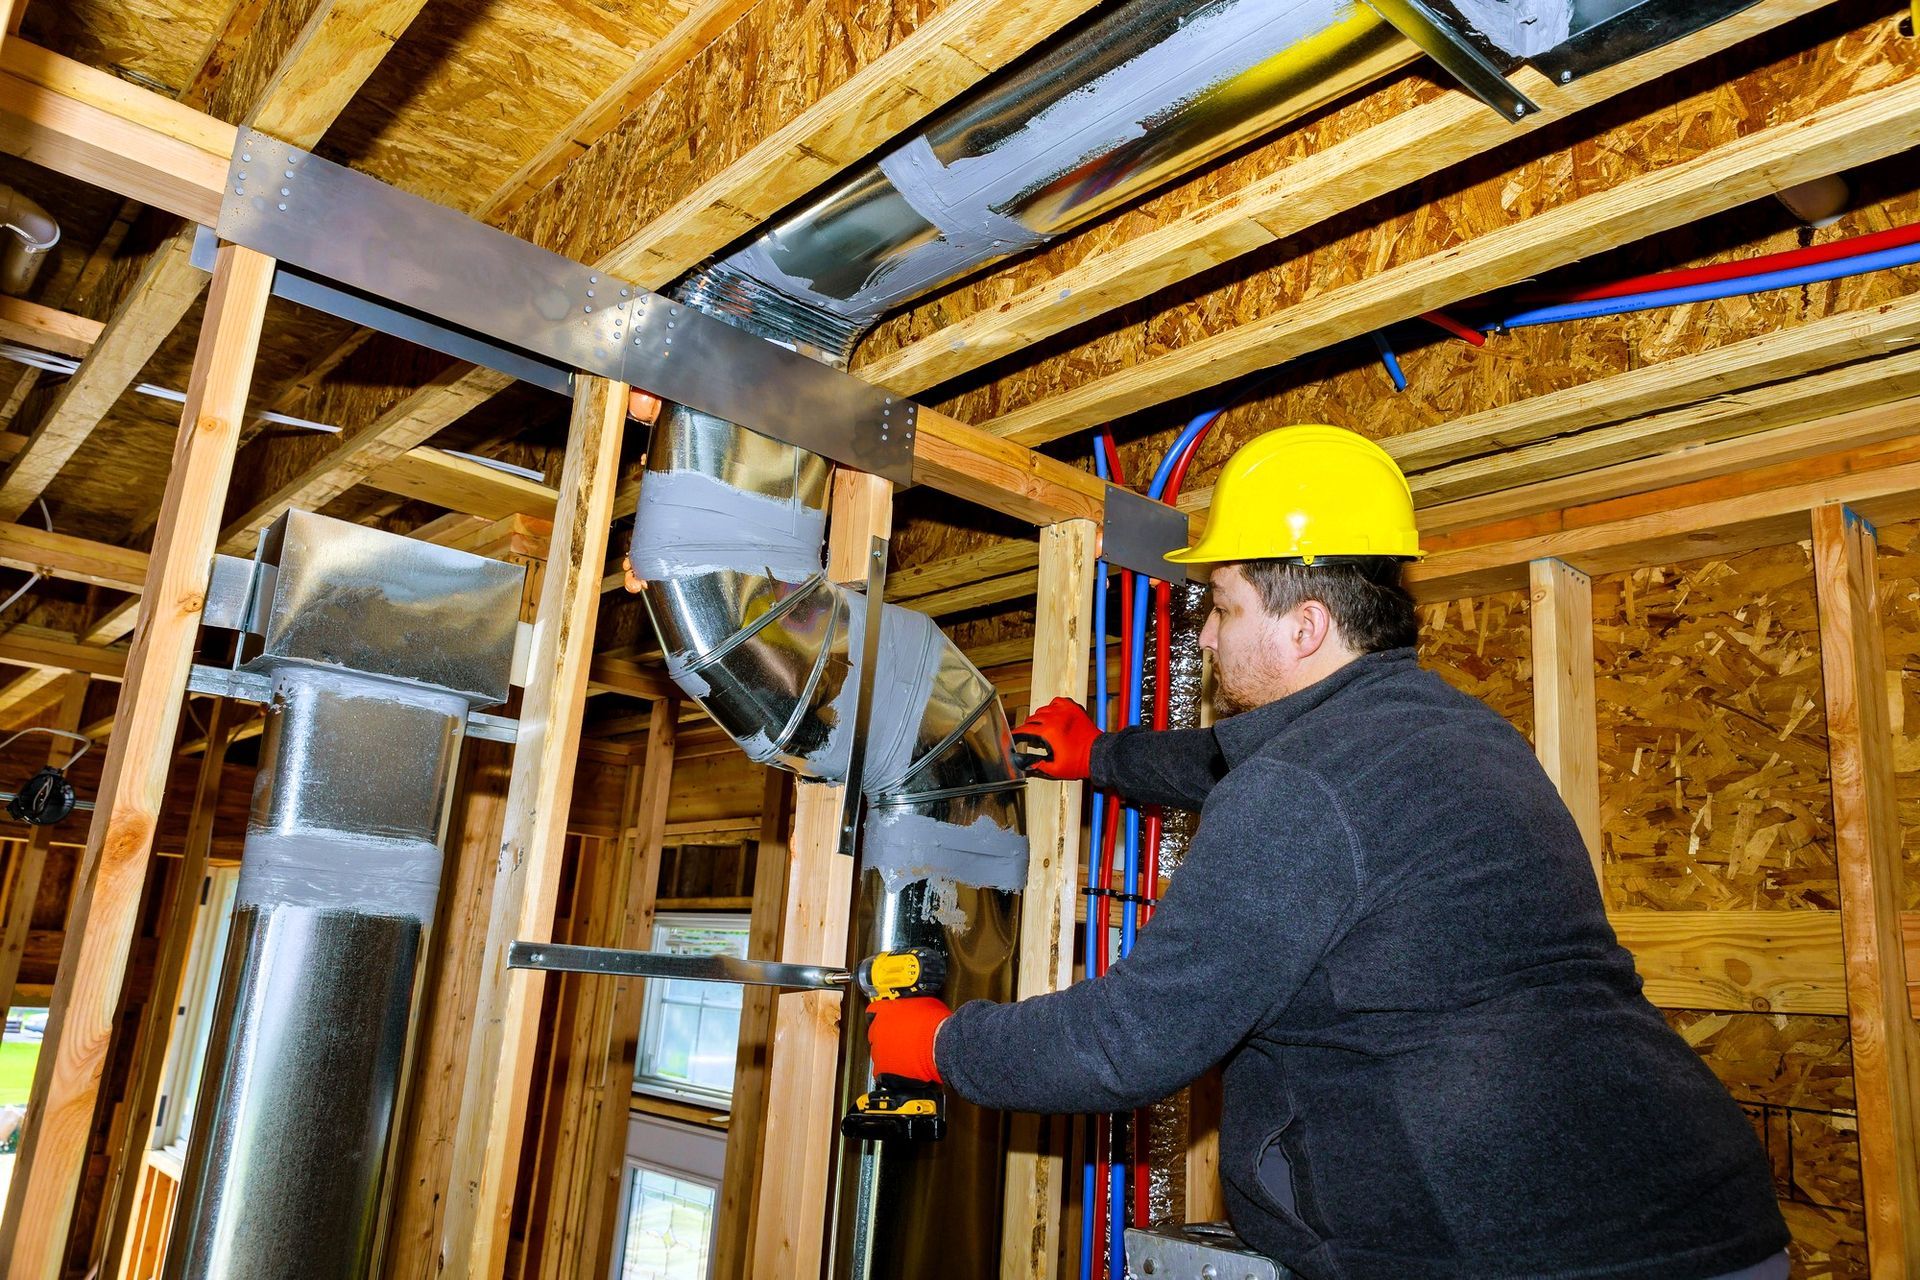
[{"left": 4, "top": 9, "right": 1920, "bottom": 1279}]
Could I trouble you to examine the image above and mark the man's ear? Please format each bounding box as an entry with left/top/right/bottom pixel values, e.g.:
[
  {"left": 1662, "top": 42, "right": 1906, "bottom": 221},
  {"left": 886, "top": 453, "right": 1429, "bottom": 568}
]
[{"left": 1291, "top": 599, "right": 1335, "bottom": 658}]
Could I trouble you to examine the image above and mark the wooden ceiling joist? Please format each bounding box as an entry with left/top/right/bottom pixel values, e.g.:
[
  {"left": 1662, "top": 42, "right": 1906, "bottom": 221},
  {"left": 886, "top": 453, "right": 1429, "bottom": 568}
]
[
  {"left": 0, "top": 296, "right": 101, "bottom": 358},
  {"left": 0, "top": 0, "right": 434, "bottom": 523},
  {"left": 977, "top": 17, "right": 1920, "bottom": 448},
  {"left": 852, "top": 0, "right": 1835, "bottom": 397}
]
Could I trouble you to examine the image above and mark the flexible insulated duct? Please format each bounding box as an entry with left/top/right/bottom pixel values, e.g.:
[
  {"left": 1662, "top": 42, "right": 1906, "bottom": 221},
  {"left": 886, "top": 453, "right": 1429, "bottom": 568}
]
[{"left": 630, "top": 1, "right": 1566, "bottom": 1276}]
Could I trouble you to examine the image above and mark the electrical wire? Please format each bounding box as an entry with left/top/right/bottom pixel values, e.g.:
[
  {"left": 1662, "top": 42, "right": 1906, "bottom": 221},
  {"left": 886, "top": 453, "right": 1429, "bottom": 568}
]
[{"left": 0, "top": 498, "right": 53, "bottom": 619}]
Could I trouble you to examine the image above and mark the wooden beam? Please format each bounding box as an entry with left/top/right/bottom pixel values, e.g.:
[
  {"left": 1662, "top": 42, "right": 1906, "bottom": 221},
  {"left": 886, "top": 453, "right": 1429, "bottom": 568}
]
[
  {"left": 0, "top": 242, "right": 272, "bottom": 1280},
  {"left": 585, "top": 655, "right": 673, "bottom": 701},
  {"left": 1418, "top": 393, "right": 1920, "bottom": 538},
  {"left": 911, "top": 408, "right": 1106, "bottom": 526},
  {"left": 1610, "top": 909, "right": 1847, "bottom": 1016},
  {"left": 93, "top": 701, "right": 234, "bottom": 1280},
  {"left": 711, "top": 770, "right": 793, "bottom": 1280},
  {"left": 381, "top": 741, "right": 514, "bottom": 1279},
  {"left": 749, "top": 470, "right": 891, "bottom": 1279},
  {"left": 0, "top": 627, "right": 126, "bottom": 681},
  {"left": 1000, "top": 519, "right": 1096, "bottom": 1280},
  {"left": 1410, "top": 344, "right": 1920, "bottom": 508},
  {"left": 887, "top": 540, "right": 1039, "bottom": 603},
  {"left": 1809, "top": 503, "right": 1920, "bottom": 1274},
  {"left": 0, "top": 673, "right": 86, "bottom": 1019},
  {"left": 0, "top": 296, "right": 101, "bottom": 358},
  {"left": 363, "top": 446, "right": 558, "bottom": 523},
  {"left": 583, "top": 696, "right": 679, "bottom": 1280},
  {"left": 0, "top": 231, "right": 206, "bottom": 522},
  {"left": 438, "top": 375, "right": 628, "bottom": 1280},
  {"left": 0, "top": 0, "right": 433, "bottom": 521},
  {"left": 981, "top": 46, "right": 1920, "bottom": 447},
  {"left": 217, "top": 364, "right": 519, "bottom": 553},
  {"left": 0, "top": 522, "right": 146, "bottom": 592},
  {"left": 0, "top": 42, "right": 231, "bottom": 226},
  {"left": 853, "top": 0, "right": 1828, "bottom": 397},
  {"left": 1404, "top": 431, "right": 1920, "bottom": 602},
  {"left": 1527, "top": 559, "right": 1600, "bottom": 891},
  {"left": 1390, "top": 293, "right": 1920, "bottom": 475}
]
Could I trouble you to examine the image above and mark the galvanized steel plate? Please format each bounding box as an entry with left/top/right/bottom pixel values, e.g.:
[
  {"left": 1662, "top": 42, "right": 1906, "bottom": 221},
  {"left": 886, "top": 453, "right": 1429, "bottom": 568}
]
[
  {"left": 1124, "top": 1224, "right": 1287, "bottom": 1280},
  {"left": 215, "top": 132, "right": 913, "bottom": 483},
  {"left": 1103, "top": 484, "right": 1192, "bottom": 583}
]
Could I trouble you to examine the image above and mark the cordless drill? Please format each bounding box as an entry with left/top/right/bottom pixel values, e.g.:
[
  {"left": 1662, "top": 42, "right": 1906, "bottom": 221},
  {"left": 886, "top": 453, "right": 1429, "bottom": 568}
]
[{"left": 841, "top": 947, "right": 949, "bottom": 1142}]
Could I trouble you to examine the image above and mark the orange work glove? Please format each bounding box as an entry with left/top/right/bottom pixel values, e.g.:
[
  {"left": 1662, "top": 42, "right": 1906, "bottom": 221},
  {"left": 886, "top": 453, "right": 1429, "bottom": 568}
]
[
  {"left": 1010, "top": 696, "right": 1102, "bottom": 780},
  {"left": 866, "top": 996, "right": 950, "bottom": 1083}
]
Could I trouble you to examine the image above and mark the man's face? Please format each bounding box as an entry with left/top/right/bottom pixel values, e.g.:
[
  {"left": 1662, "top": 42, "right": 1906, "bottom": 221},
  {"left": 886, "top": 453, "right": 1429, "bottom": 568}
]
[{"left": 1198, "top": 564, "right": 1307, "bottom": 715}]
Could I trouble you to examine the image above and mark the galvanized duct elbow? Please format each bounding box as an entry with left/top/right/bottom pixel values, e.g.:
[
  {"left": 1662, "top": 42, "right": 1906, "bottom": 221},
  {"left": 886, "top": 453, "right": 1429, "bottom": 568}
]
[
  {"left": 633, "top": 405, "right": 1028, "bottom": 895},
  {"left": 0, "top": 184, "right": 58, "bottom": 296}
]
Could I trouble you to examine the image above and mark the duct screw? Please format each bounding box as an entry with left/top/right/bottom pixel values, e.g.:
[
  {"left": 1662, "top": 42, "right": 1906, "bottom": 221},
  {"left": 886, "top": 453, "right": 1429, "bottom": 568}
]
[
  {"left": 1512, "top": 101, "right": 1526, "bottom": 117},
  {"left": 278, "top": 203, "right": 287, "bottom": 211},
  {"left": 1560, "top": 69, "right": 1572, "bottom": 83}
]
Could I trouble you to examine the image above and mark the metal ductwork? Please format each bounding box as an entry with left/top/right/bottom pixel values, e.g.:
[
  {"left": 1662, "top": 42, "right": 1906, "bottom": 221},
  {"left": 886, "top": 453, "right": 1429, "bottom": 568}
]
[
  {"left": 0, "top": 184, "right": 58, "bottom": 296},
  {"left": 165, "top": 513, "right": 524, "bottom": 1280}
]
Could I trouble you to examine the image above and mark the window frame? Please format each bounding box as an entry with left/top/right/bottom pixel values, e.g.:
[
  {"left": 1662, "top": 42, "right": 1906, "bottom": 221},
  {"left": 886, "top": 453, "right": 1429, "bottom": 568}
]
[
  {"left": 607, "top": 1112, "right": 728, "bottom": 1280},
  {"left": 152, "top": 864, "right": 241, "bottom": 1161},
  {"left": 631, "top": 910, "right": 752, "bottom": 1109}
]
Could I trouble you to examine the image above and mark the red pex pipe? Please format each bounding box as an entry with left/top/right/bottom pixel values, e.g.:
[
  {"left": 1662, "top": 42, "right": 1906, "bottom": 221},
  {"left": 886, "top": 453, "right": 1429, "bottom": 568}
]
[{"left": 1543, "top": 220, "right": 1920, "bottom": 303}]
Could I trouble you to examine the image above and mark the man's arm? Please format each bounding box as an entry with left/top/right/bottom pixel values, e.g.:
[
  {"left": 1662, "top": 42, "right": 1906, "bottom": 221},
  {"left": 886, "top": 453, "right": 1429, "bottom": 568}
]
[
  {"left": 937, "top": 759, "right": 1360, "bottom": 1113},
  {"left": 1090, "top": 725, "right": 1230, "bottom": 812}
]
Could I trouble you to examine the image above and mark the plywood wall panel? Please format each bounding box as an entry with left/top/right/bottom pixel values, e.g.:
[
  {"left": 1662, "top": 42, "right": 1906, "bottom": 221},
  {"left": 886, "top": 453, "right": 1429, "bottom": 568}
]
[{"left": 1593, "top": 545, "right": 1835, "bottom": 912}]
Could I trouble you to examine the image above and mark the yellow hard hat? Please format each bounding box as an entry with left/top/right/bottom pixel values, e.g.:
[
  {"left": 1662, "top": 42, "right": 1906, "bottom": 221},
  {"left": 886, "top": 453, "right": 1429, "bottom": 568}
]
[{"left": 1167, "top": 425, "right": 1423, "bottom": 565}]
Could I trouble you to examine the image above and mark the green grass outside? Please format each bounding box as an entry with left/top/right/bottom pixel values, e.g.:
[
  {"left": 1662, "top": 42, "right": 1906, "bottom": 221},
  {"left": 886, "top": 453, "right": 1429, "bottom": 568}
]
[{"left": 0, "top": 1040, "right": 39, "bottom": 1107}]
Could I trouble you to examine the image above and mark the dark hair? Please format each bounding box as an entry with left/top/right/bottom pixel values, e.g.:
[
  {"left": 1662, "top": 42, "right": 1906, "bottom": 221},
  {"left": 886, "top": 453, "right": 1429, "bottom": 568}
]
[{"left": 1235, "top": 557, "right": 1417, "bottom": 653}]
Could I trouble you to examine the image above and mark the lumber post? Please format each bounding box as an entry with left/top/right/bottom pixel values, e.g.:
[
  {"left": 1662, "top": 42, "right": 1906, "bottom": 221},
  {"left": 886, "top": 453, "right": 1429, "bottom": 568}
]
[
  {"left": 437, "top": 375, "right": 629, "bottom": 1280},
  {"left": 581, "top": 697, "right": 678, "bottom": 1279},
  {"left": 748, "top": 469, "right": 891, "bottom": 1280},
  {"left": 0, "top": 673, "right": 88, "bottom": 1020},
  {"left": 1000, "top": 519, "right": 1096, "bottom": 1280},
  {"left": 0, "top": 242, "right": 272, "bottom": 1280},
  {"left": 1810, "top": 502, "right": 1920, "bottom": 1277},
  {"left": 711, "top": 768, "right": 795, "bottom": 1280},
  {"left": 92, "top": 699, "right": 234, "bottom": 1279},
  {"left": 1527, "top": 558, "right": 1602, "bottom": 893}
]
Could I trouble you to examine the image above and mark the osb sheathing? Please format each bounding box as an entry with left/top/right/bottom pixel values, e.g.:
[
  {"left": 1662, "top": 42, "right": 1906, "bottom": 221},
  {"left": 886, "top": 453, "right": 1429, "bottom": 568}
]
[
  {"left": 318, "top": 0, "right": 696, "bottom": 213},
  {"left": 1416, "top": 590, "right": 1533, "bottom": 739},
  {"left": 18, "top": 0, "right": 230, "bottom": 97},
  {"left": 1594, "top": 544, "right": 1838, "bottom": 912},
  {"left": 496, "top": 0, "right": 946, "bottom": 270}
]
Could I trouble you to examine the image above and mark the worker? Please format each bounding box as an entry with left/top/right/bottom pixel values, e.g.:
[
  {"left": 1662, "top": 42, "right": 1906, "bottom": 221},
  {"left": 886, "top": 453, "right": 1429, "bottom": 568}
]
[{"left": 865, "top": 425, "right": 1791, "bottom": 1280}]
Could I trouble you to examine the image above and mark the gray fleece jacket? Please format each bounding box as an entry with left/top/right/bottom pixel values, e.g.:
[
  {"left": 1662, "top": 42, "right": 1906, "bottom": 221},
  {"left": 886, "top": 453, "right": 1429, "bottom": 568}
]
[{"left": 936, "top": 648, "right": 1787, "bottom": 1280}]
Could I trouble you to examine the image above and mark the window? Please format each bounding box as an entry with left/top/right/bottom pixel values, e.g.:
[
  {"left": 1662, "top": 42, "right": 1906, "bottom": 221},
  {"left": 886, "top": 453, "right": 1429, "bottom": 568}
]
[
  {"left": 610, "top": 1113, "right": 727, "bottom": 1280},
  {"left": 153, "top": 866, "right": 241, "bottom": 1160},
  {"left": 633, "top": 913, "right": 750, "bottom": 1108}
]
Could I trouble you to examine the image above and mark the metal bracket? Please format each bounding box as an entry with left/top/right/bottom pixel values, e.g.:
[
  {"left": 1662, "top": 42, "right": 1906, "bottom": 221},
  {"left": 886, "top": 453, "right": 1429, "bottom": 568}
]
[
  {"left": 184, "top": 663, "right": 519, "bottom": 743},
  {"left": 1363, "top": 0, "right": 1540, "bottom": 120},
  {"left": 1103, "top": 485, "right": 1191, "bottom": 583},
  {"left": 1531, "top": 0, "right": 1760, "bottom": 85},
  {"left": 1124, "top": 1224, "right": 1289, "bottom": 1280},
  {"left": 507, "top": 940, "right": 850, "bottom": 989},
  {"left": 211, "top": 133, "right": 915, "bottom": 484}
]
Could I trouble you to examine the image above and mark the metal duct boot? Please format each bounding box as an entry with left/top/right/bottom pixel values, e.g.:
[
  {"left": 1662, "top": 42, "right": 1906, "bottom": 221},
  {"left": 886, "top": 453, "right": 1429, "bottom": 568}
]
[{"left": 164, "top": 512, "right": 524, "bottom": 1280}]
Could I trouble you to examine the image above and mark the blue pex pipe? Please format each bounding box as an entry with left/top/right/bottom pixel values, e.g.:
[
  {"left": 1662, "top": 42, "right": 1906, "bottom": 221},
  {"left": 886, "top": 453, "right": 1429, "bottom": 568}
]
[
  {"left": 1369, "top": 330, "right": 1407, "bottom": 392},
  {"left": 1083, "top": 443, "right": 1114, "bottom": 1280},
  {"left": 1494, "top": 240, "right": 1920, "bottom": 330}
]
